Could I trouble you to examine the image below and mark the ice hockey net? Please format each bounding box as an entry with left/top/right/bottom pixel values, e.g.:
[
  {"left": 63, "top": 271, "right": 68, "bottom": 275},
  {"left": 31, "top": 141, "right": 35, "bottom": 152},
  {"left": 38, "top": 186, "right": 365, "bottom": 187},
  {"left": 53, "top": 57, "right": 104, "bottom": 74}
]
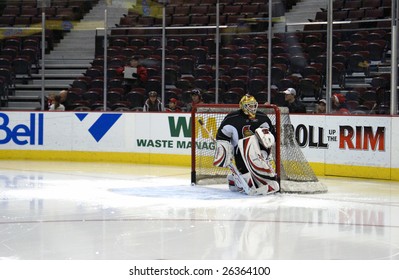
[{"left": 191, "top": 104, "right": 327, "bottom": 193}]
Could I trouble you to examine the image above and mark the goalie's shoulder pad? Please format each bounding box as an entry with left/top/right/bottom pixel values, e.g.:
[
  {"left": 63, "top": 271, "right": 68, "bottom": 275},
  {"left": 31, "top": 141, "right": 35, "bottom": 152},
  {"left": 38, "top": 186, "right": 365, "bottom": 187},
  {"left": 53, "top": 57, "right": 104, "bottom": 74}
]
[
  {"left": 255, "top": 127, "right": 275, "bottom": 149},
  {"left": 213, "top": 140, "right": 234, "bottom": 168}
]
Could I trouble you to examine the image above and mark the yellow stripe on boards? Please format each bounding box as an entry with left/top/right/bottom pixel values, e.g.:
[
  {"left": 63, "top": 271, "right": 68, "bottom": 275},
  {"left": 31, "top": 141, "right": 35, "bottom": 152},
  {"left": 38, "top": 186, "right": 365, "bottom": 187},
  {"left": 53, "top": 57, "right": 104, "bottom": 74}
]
[{"left": 0, "top": 150, "right": 190, "bottom": 166}]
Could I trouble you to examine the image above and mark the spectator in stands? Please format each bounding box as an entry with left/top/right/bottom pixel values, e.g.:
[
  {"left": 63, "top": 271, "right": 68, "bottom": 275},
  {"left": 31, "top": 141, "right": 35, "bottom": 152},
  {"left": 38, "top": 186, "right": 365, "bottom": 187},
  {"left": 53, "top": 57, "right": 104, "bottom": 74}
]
[
  {"left": 315, "top": 99, "right": 326, "bottom": 113},
  {"left": 337, "top": 108, "right": 350, "bottom": 114},
  {"left": 46, "top": 93, "right": 56, "bottom": 109},
  {"left": 284, "top": 88, "right": 307, "bottom": 113},
  {"left": 46, "top": 90, "right": 67, "bottom": 110},
  {"left": 186, "top": 88, "right": 204, "bottom": 112},
  {"left": 165, "top": 98, "right": 182, "bottom": 112},
  {"left": 117, "top": 56, "right": 148, "bottom": 93},
  {"left": 143, "top": 91, "right": 163, "bottom": 112},
  {"left": 49, "top": 94, "right": 65, "bottom": 111},
  {"left": 332, "top": 93, "right": 349, "bottom": 113}
]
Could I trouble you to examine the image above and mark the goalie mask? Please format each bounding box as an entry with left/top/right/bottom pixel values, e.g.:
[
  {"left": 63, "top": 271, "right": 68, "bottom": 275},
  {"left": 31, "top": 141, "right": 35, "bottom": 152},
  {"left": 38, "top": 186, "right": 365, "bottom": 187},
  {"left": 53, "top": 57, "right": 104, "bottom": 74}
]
[{"left": 239, "top": 94, "right": 258, "bottom": 119}]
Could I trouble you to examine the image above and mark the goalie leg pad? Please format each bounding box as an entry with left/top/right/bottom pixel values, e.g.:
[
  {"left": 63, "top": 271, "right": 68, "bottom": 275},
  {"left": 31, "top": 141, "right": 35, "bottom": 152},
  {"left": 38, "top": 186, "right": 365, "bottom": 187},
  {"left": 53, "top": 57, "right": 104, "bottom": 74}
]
[
  {"left": 213, "top": 140, "right": 234, "bottom": 168},
  {"left": 253, "top": 179, "right": 280, "bottom": 195},
  {"left": 236, "top": 135, "right": 280, "bottom": 195},
  {"left": 227, "top": 173, "right": 254, "bottom": 194},
  {"left": 227, "top": 174, "right": 242, "bottom": 192},
  {"left": 240, "top": 172, "right": 280, "bottom": 195},
  {"left": 238, "top": 135, "right": 276, "bottom": 179},
  {"left": 228, "top": 170, "right": 279, "bottom": 195}
]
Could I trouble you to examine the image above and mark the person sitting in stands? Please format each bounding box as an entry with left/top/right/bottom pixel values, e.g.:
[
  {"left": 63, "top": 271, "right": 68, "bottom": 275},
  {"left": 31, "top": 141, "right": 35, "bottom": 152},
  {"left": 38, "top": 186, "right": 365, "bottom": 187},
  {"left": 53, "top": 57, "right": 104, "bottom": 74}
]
[
  {"left": 47, "top": 90, "right": 67, "bottom": 110},
  {"left": 315, "top": 99, "right": 326, "bottom": 113},
  {"left": 284, "top": 88, "right": 307, "bottom": 113},
  {"left": 143, "top": 91, "right": 163, "bottom": 112},
  {"left": 332, "top": 93, "right": 349, "bottom": 113},
  {"left": 49, "top": 94, "right": 65, "bottom": 111},
  {"left": 186, "top": 88, "right": 204, "bottom": 112},
  {"left": 165, "top": 97, "right": 182, "bottom": 112}
]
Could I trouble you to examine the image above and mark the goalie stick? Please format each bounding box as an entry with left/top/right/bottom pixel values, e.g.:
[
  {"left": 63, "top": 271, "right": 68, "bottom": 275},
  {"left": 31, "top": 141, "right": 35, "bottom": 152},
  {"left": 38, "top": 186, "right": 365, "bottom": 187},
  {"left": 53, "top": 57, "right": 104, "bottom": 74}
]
[{"left": 197, "top": 119, "right": 254, "bottom": 195}]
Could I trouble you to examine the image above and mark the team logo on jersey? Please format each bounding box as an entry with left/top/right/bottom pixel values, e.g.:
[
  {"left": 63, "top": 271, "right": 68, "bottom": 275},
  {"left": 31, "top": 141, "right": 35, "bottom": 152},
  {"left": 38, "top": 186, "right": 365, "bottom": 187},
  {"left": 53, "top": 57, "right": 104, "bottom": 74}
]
[
  {"left": 75, "top": 113, "right": 122, "bottom": 142},
  {"left": 242, "top": 125, "right": 254, "bottom": 138}
]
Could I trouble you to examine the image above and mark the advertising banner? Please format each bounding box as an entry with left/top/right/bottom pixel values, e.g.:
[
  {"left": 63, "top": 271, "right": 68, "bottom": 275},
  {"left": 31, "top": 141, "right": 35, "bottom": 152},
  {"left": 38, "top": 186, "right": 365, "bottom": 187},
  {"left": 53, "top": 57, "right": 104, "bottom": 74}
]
[
  {"left": 290, "top": 115, "right": 391, "bottom": 167},
  {"left": 133, "top": 113, "right": 192, "bottom": 154},
  {"left": 0, "top": 111, "right": 397, "bottom": 180}
]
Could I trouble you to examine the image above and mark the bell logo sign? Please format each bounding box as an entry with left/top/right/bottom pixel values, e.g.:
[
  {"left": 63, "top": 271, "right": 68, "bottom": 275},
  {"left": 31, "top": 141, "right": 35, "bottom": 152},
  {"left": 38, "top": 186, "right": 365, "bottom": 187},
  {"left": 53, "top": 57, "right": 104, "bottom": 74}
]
[
  {"left": 75, "top": 113, "right": 122, "bottom": 142},
  {"left": 0, "top": 113, "right": 43, "bottom": 145}
]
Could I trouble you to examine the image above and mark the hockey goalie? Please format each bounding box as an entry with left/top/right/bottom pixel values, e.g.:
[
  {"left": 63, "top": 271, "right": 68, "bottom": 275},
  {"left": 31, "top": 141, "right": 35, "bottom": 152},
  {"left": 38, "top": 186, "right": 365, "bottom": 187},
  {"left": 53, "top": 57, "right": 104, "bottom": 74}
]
[{"left": 213, "top": 94, "right": 280, "bottom": 196}]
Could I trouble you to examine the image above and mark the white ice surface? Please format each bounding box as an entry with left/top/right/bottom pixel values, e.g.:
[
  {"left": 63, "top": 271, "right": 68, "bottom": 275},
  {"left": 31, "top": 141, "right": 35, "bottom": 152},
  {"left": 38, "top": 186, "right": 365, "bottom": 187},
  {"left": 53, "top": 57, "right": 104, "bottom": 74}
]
[{"left": 0, "top": 161, "right": 399, "bottom": 260}]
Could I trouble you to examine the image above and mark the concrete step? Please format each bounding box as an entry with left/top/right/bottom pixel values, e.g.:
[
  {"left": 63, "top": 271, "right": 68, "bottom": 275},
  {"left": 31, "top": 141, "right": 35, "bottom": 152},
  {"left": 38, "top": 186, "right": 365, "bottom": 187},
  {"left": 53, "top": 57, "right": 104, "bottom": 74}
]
[
  {"left": 16, "top": 82, "right": 72, "bottom": 90},
  {"left": 40, "top": 61, "right": 92, "bottom": 67},
  {"left": 6, "top": 101, "right": 41, "bottom": 108},
  {"left": 32, "top": 73, "right": 82, "bottom": 79},
  {"left": 46, "top": 50, "right": 96, "bottom": 57},
  {"left": 10, "top": 91, "right": 45, "bottom": 97},
  {"left": 57, "top": 36, "right": 97, "bottom": 42},
  {"left": 0, "top": 106, "right": 40, "bottom": 111},
  {"left": 54, "top": 41, "right": 96, "bottom": 47},
  {"left": 8, "top": 95, "right": 40, "bottom": 102},
  {"left": 36, "top": 69, "right": 85, "bottom": 75},
  {"left": 291, "top": 3, "right": 326, "bottom": 11},
  {"left": 32, "top": 79, "right": 74, "bottom": 85},
  {"left": 64, "top": 39, "right": 100, "bottom": 49}
]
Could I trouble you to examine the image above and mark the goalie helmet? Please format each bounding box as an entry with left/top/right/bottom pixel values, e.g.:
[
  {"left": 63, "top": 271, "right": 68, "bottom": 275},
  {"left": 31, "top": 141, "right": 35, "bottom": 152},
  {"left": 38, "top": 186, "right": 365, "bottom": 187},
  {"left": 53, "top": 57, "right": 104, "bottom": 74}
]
[{"left": 239, "top": 94, "right": 258, "bottom": 119}]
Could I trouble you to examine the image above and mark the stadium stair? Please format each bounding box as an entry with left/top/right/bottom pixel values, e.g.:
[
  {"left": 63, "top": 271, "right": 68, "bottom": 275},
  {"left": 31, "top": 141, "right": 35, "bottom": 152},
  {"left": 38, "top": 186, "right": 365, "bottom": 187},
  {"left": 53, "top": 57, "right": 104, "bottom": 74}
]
[
  {"left": 5, "top": 0, "right": 127, "bottom": 111},
  {"left": 273, "top": 0, "right": 328, "bottom": 33}
]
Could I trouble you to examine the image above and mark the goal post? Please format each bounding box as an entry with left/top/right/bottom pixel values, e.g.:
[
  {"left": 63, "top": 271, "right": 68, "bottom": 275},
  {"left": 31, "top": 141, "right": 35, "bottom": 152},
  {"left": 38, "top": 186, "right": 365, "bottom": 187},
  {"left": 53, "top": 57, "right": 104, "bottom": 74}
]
[{"left": 191, "top": 104, "right": 327, "bottom": 194}]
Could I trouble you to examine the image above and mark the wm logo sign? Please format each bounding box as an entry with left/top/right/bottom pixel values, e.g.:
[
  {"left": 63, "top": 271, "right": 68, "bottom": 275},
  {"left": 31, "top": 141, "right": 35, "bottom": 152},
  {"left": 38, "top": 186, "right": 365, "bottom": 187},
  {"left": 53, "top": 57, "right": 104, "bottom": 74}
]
[{"left": 75, "top": 113, "right": 122, "bottom": 142}]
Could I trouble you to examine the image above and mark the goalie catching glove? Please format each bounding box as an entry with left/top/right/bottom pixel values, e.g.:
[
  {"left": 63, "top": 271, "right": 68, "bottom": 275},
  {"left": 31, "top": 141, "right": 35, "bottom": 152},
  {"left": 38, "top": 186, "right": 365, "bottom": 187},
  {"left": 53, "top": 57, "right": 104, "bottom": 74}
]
[
  {"left": 255, "top": 127, "right": 275, "bottom": 149},
  {"left": 213, "top": 140, "right": 234, "bottom": 168}
]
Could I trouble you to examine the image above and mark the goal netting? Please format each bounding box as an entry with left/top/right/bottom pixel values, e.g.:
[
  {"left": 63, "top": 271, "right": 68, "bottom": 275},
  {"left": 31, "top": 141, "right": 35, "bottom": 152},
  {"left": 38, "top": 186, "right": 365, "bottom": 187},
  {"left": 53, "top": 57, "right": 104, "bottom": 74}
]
[{"left": 191, "top": 104, "right": 327, "bottom": 193}]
